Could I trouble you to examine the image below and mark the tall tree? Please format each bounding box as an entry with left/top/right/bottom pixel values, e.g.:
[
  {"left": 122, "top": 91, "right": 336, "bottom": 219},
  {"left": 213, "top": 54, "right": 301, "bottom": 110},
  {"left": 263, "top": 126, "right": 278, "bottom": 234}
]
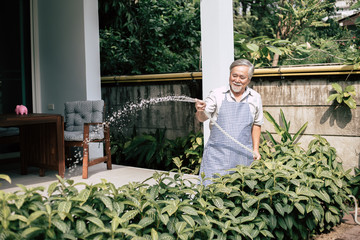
[
  {"left": 272, "top": 0, "right": 334, "bottom": 65},
  {"left": 234, "top": 0, "right": 336, "bottom": 66},
  {"left": 98, "top": 0, "right": 201, "bottom": 75}
]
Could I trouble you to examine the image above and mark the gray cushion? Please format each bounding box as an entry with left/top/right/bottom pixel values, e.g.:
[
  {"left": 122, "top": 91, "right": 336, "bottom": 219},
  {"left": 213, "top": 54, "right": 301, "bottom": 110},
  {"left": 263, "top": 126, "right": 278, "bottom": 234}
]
[
  {"left": 64, "top": 100, "right": 104, "bottom": 131},
  {"left": 0, "top": 127, "right": 19, "bottom": 137},
  {"left": 64, "top": 130, "right": 104, "bottom": 141},
  {"left": 64, "top": 100, "right": 106, "bottom": 142}
]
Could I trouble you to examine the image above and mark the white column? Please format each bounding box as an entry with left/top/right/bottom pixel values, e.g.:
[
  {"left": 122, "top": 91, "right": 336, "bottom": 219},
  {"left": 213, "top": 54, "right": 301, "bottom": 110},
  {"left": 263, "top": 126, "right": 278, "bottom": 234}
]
[
  {"left": 200, "top": 0, "right": 234, "bottom": 143},
  {"left": 84, "top": 0, "right": 101, "bottom": 100}
]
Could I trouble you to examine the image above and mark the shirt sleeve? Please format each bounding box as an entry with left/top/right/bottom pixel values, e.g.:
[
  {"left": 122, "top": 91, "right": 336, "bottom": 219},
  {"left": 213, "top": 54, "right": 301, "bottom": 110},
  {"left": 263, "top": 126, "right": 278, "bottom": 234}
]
[{"left": 253, "top": 94, "right": 264, "bottom": 126}]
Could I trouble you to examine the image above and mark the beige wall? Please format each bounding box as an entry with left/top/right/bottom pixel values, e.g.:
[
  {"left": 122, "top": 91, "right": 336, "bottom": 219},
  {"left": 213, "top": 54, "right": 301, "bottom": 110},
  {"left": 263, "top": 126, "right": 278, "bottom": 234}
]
[{"left": 251, "top": 74, "right": 360, "bottom": 171}]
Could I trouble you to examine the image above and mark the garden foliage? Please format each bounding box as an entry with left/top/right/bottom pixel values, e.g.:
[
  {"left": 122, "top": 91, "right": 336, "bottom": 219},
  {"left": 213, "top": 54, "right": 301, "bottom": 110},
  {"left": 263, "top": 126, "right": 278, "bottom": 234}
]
[
  {"left": 326, "top": 83, "right": 357, "bottom": 109},
  {"left": 98, "top": 0, "right": 360, "bottom": 73},
  {"left": 349, "top": 167, "right": 360, "bottom": 200},
  {"left": 1, "top": 110, "right": 358, "bottom": 239},
  {"left": 111, "top": 129, "right": 203, "bottom": 174},
  {"left": 0, "top": 142, "right": 355, "bottom": 239},
  {"left": 233, "top": 0, "right": 360, "bottom": 67},
  {"left": 98, "top": 0, "right": 201, "bottom": 75}
]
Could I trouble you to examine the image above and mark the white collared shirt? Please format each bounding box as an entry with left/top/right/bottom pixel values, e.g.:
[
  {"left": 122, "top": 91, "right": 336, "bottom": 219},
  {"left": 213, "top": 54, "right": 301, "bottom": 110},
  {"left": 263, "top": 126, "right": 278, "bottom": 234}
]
[{"left": 204, "top": 85, "right": 264, "bottom": 128}]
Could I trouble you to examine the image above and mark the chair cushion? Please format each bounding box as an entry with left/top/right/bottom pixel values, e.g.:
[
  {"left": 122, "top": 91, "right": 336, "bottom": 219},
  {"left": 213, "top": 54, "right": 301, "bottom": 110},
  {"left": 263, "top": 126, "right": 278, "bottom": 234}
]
[
  {"left": 0, "top": 127, "right": 19, "bottom": 137},
  {"left": 64, "top": 130, "right": 105, "bottom": 141},
  {"left": 64, "top": 100, "right": 104, "bottom": 131}
]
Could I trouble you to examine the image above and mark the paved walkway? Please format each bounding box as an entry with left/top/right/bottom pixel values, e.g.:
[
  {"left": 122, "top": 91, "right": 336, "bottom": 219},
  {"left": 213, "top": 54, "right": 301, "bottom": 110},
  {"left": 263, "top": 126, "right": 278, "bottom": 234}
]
[
  {"left": 0, "top": 163, "right": 185, "bottom": 193},
  {"left": 313, "top": 211, "right": 360, "bottom": 239}
]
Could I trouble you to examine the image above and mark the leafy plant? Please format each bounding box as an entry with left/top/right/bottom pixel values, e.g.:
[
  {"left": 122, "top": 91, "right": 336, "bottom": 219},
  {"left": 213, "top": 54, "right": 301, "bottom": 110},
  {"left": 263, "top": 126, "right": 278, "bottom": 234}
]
[
  {"left": 98, "top": 0, "right": 201, "bottom": 75},
  {"left": 1, "top": 139, "right": 354, "bottom": 239},
  {"left": 0, "top": 174, "right": 11, "bottom": 186},
  {"left": 233, "top": 0, "right": 336, "bottom": 66},
  {"left": 257, "top": 110, "right": 352, "bottom": 238},
  {"left": 349, "top": 167, "right": 360, "bottom": 200},
  {"left": 307, "top": 134, "right": 337, "bottom": 168},
  {"left": 234, "top": 34, "right": 310, "bottom": 67},
  {"left": 171, "top": 131, "right": 203, "bottom": 174},
  {"left": 2, "top": 110, "right": 354, "bottom": 239},
  {"left": 327, "top": 83, "right": 357, "bottom": 109},
  {"left": 110, "top": 127, "right": 136, "bottom": 165},
  {"left": 112, "top": 128, "right": 203, "bottom": 173},
  {"left": 263, "top": 109, "right": 308, "bottom": 144},
  {"left": 123, "top": 128, "right": 172, "bottom": 169},
  {"left": 233, "top": 0, "right": 360, "bottom": 68}
]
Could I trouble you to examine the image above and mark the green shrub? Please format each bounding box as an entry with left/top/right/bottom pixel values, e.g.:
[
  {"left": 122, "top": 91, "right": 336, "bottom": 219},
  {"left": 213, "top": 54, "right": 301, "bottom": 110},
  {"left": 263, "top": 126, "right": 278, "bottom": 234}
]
[
  {"left": 110, "top": 131, "right": 132, "bottom": 165},
  {"left": 170, "top": 131, "right": 203, "bottom": 175},
  {"left": 326, "top": 83, "right": 357, "bottom": 110},
  {"left": 98, "top": 0, "right": 201, "bottom": 75},
  {"left": 111, "top": 128, "right": 203, "bottom": 174},
  {"left": 0, "top": 146, "right": 354, "bottom": 239},
  {"left": 349, "top": 167, "right": 360, "bottom": 200},
  {"left": 123, "top": 128, "right": 173, "bottom": 170},
  {"left": 1, "top": 110, "right": 357, "bottom": 239}
]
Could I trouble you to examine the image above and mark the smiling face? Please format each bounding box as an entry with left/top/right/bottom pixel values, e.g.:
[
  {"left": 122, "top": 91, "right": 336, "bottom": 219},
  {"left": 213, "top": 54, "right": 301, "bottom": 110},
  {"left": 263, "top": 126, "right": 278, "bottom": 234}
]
[{"left": 229, "top": 65, "right": 251, "bottom": 96}]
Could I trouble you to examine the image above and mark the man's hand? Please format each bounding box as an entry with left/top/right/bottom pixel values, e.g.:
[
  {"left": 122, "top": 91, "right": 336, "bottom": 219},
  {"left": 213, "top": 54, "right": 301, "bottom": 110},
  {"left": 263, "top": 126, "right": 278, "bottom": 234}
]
[
  {"left": 195, "top": 99, "right": 206, "bottom": 112},
  {"left": 195, "top": 99, "right": 208, "bottom": 122},
  {"left": 253, "top": 150, "right": 261, "bottom": 160},
  {"left": 252, "top": 125, "right": 261, "bottom": 160}
]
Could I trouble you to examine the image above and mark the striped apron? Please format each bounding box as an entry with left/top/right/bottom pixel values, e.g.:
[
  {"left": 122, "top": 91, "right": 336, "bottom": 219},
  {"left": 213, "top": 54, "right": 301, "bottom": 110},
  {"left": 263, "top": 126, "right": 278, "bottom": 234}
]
[{"left": 199, "top": 93, "right": 253, "bottom": 185}]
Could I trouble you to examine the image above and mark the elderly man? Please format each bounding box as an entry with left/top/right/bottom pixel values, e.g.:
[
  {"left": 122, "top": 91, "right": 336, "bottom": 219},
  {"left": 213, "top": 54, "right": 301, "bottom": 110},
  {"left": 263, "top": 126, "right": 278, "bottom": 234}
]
[{"left": 195, "top": 59, "right": 263, "bottom": 185}]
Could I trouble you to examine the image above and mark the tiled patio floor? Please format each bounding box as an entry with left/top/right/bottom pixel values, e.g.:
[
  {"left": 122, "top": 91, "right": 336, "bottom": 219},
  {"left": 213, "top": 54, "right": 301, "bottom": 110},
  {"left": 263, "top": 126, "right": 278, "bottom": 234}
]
[{"left": 0, "top": 162, "right": 196, "bottom": 193}]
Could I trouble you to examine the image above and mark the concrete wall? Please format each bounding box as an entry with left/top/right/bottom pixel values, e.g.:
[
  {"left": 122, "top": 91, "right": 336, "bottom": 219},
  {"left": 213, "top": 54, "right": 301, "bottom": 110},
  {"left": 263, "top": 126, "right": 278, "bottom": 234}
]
[
  {"left": 102, "top": 81, "right": 202, "bottom": 139},
  {"left": 251, "top": 74, "right": 360, "bottom": 171},
  {"left": 102, "top": 73, "right": 360, "bottom": 171}
]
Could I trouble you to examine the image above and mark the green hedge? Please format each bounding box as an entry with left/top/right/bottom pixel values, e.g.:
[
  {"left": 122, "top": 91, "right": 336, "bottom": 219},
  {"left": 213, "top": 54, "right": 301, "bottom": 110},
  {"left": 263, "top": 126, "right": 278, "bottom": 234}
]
[
  {"left": 0, "top": 141, "right": 356, "bottom": 239},
  {"left": 111, "top": 129, "right": 203, "bottom": 174},
  {"left": 1, "top": 110, "right": 358, "bottom": 239},
  {"left": 98, "top": 0, "right": 201, "bottom": 75}
]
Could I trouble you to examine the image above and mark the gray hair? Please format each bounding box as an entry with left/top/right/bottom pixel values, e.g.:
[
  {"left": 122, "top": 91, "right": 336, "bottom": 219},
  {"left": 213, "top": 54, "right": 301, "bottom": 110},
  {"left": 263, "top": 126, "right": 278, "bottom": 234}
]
[{"left": 229, "top": 59, "right": 254, "bottom": 79}]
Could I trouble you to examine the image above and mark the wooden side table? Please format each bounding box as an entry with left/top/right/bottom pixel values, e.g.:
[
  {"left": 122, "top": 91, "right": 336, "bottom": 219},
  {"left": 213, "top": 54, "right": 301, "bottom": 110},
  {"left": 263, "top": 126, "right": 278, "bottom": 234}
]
[{"left": 0, "top": 114, "right": 65, "bottom": 177}]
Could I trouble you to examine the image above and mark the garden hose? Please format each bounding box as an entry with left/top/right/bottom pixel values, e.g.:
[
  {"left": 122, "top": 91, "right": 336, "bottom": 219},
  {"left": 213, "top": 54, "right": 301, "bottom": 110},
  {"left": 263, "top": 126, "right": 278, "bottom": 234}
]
[
  {"left": 203, "top": 110, "right": 255, "bottom": 157},
  {"left": 175, "top": 96, "right": 255, "bottom": 157},
  {"left": 348, "top": 195, "right": 360, "bottom": 225}
]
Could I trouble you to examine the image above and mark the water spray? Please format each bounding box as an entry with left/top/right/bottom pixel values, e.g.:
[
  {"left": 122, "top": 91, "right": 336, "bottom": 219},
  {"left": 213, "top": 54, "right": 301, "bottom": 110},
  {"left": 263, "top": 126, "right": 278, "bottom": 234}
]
[
  {"left": 106, "top": 95, "right": 256, "bottom": 157},
  {"left": 106, "top": 95, "right": 198, "bottom": 128}
]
